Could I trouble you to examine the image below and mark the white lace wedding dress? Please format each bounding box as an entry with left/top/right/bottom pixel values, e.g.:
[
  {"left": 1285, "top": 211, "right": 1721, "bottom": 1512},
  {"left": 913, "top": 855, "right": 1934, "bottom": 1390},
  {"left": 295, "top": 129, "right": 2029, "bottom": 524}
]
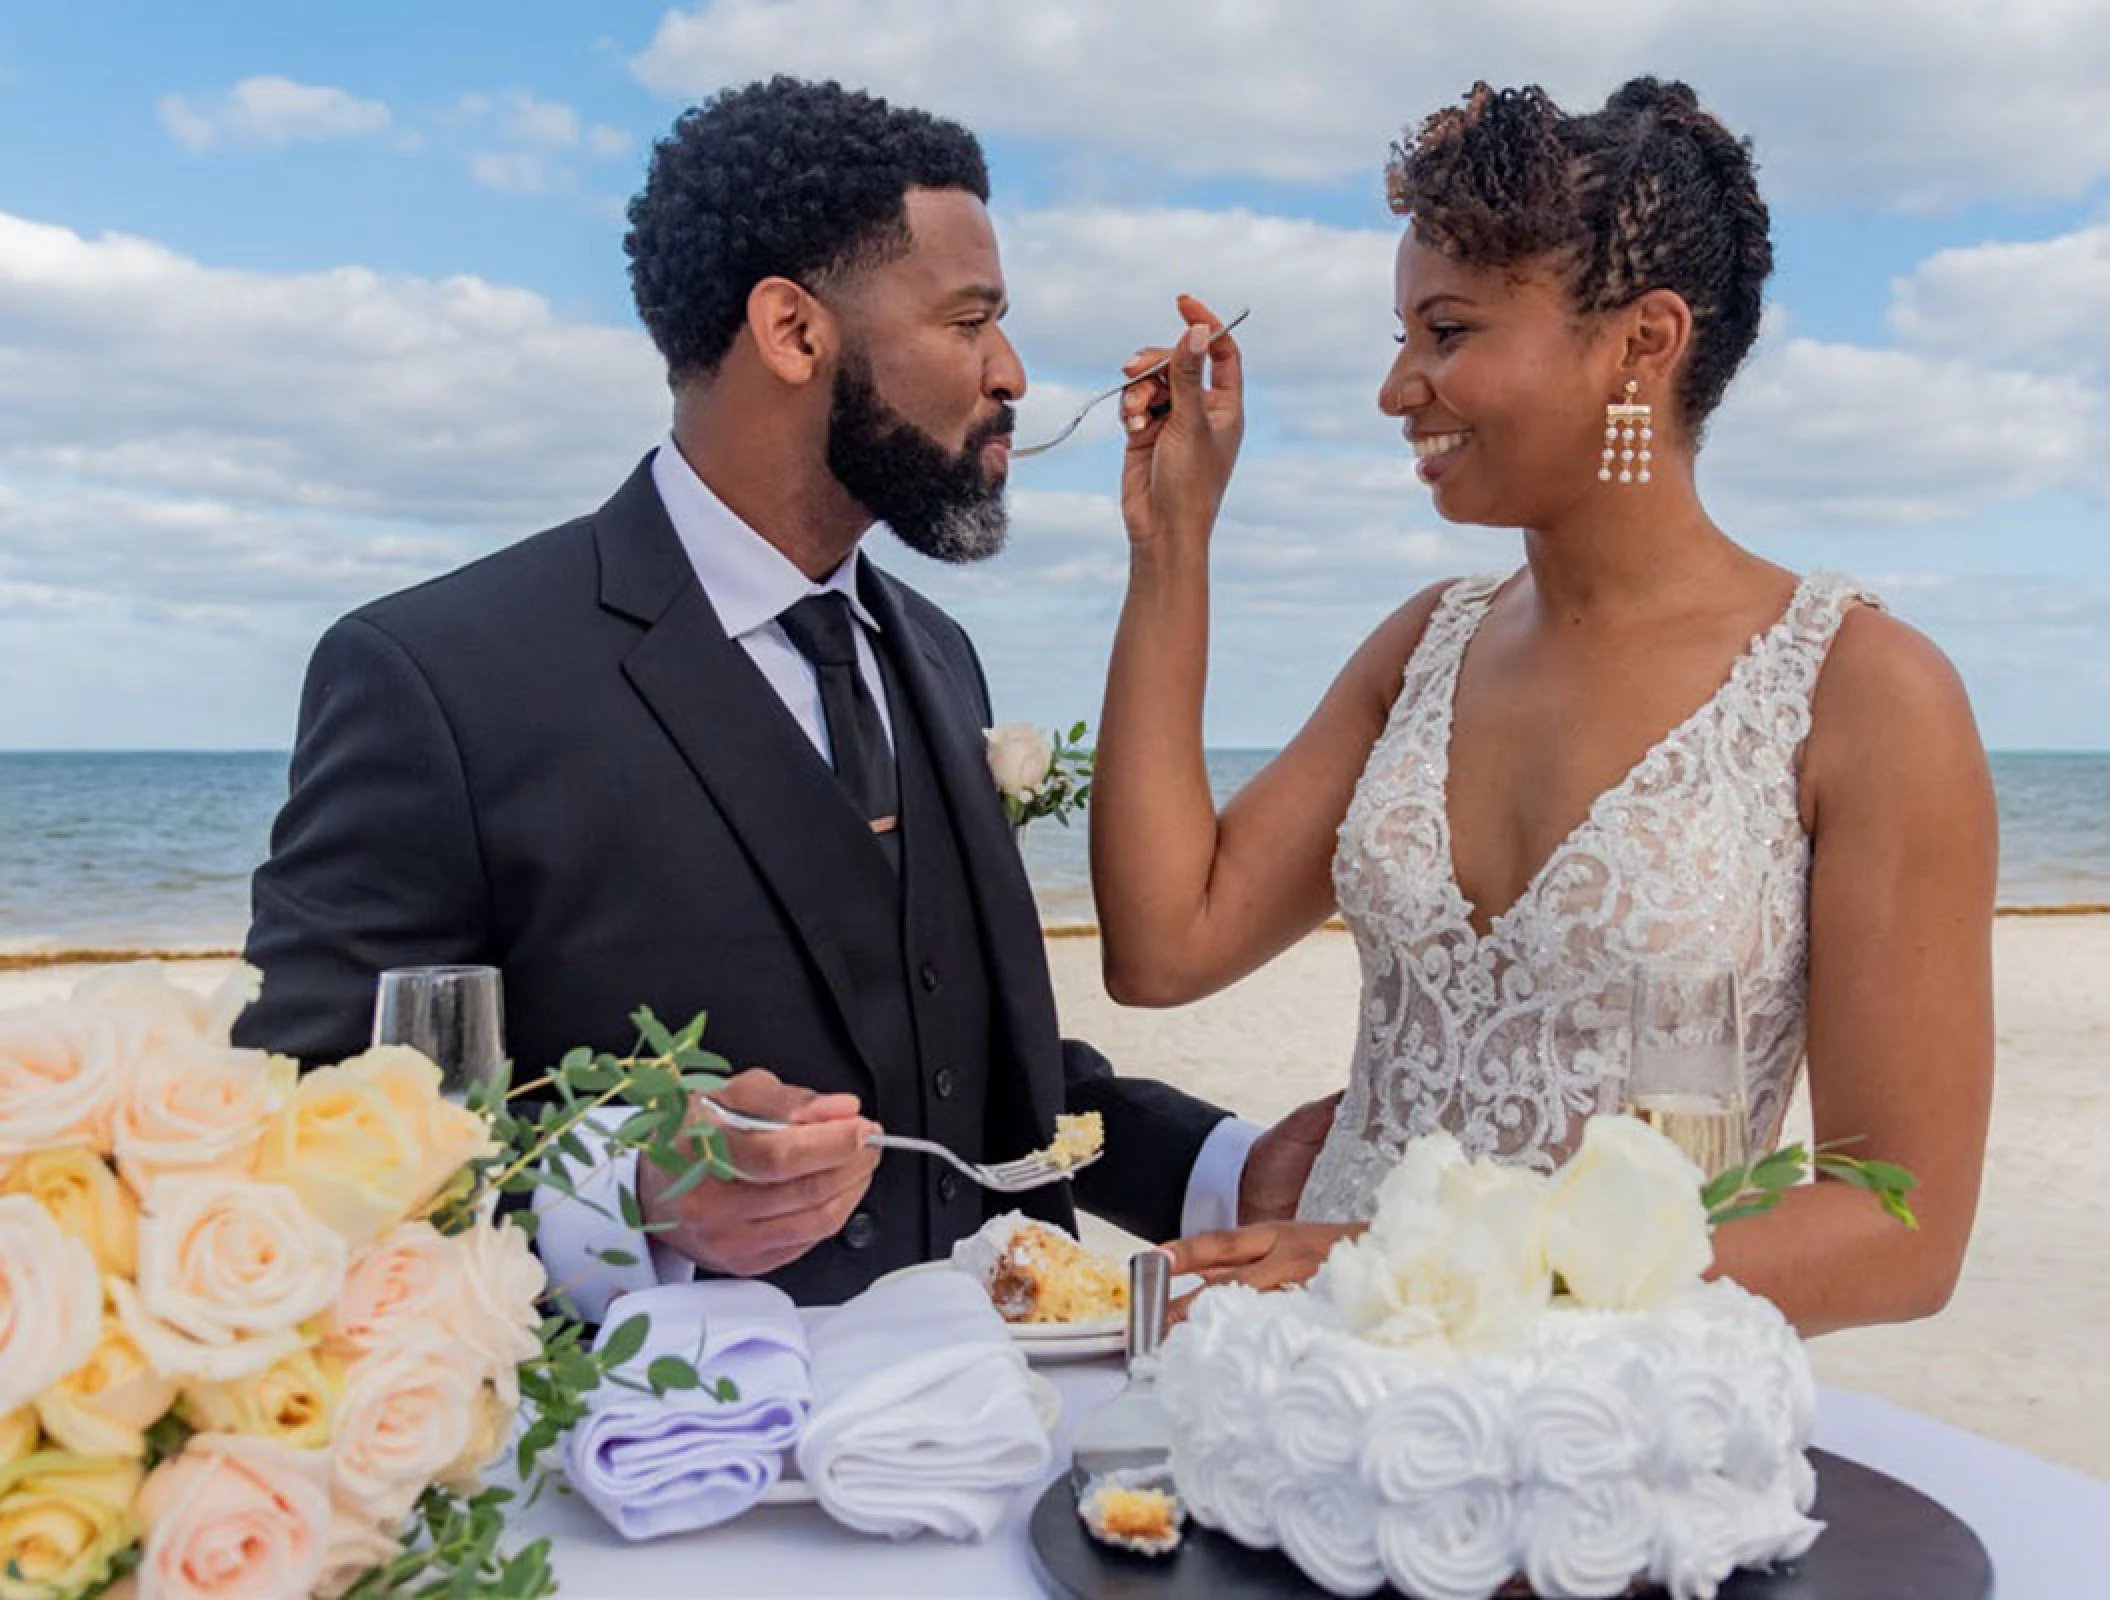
[{"left": 1298, "top": 570, "right": 1877, "bottom": 1223}]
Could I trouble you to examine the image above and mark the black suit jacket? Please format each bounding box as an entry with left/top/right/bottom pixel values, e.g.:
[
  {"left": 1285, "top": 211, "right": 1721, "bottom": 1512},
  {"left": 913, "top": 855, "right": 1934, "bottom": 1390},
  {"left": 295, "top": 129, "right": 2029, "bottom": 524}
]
[{"left": 238, "top": 454, "right": 1228, "bottom": 1297}]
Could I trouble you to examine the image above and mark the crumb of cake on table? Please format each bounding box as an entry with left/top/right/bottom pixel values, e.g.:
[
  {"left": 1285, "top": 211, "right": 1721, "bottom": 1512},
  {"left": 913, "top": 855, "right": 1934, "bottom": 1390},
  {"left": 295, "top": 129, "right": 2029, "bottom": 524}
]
[{"left": 1078, "top": 1474, "right": 1184, "bottom": 1556}]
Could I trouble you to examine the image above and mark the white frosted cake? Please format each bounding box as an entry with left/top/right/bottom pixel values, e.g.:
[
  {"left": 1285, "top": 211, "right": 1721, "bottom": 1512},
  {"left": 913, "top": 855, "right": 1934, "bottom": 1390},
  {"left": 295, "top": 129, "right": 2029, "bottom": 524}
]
[{"left": 1154, "top": 1117, "right": 1823, "bottom": 1600}]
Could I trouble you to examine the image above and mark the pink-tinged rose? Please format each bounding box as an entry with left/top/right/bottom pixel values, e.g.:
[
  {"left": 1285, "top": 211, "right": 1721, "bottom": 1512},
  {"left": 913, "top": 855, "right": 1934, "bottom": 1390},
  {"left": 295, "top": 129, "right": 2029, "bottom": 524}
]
[
  {"left": 330, "top": 1336, "right": 484, "bottom": 1524},
  {"left": 337, "top": 1048, "right": 497, "bottom": 1218},
  {"left": 72, "top": 961, "right": 260, "bottom": 1050},
  {"left": 320, "top": 1221, "right": 454, "bottom": 1359},
  {"left": 182, "top": 1348, "right": 346, "bottom": 1452},
  {"left": 2, "top": 1148, "right": 139, "bottom": 1278},
  {"left": 315, "top": 1501, "right": 400, "bottom": 1600},
  {"left": 254, "top": 1049, "right": 493, "bottom": 1244},
  {"left": 138, "top": 1432, "right": 329, "bottom": 1600},
  {"left": 434, "top": 1384, "right": 515, "bottom": 1496},
  {"left": 451, "top": 1216, "right": 546, "bottom": 1402},
  {"left": 121, "top": 1177, "right": 347, "bottom": 1382},
  {"left": 0, "top": 1450, "right": 143, "bottom": 1600},
  {"left": 0, "top": 1001, "right": 121, "bottom": 1159},
  {"left": 0, "top": 1195, "right": 103, "bottom": 1414},
  {"left": 0, "top": 1410, "right": 36, "bottom": 1472},
  {"left": 36, "top": 1311, "right": 177, "bottom": 1458},
  {"left": 114, "top": 1041, "right": 294, "bottom": 1196}
]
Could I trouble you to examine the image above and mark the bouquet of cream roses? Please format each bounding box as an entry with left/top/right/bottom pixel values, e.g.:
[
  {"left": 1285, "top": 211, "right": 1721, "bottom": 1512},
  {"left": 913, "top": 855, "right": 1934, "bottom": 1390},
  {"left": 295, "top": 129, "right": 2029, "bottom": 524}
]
[{"left": 0, "top": 962, "right": 731, "bottom": 1600}]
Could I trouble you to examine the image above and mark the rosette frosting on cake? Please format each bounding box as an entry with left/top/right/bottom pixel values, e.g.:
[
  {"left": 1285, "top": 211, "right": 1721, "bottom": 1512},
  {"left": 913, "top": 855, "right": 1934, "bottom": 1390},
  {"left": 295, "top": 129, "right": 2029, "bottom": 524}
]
[{"left": 1153, "top": 1117, "right": 1823, "bottom": 1600}]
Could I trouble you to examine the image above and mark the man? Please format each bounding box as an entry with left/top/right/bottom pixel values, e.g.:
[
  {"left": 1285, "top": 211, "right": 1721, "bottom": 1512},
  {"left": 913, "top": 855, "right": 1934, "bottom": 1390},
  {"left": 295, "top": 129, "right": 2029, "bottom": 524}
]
[{"left": 238, "top": 78, "right": 1328, "bottom": 1313}]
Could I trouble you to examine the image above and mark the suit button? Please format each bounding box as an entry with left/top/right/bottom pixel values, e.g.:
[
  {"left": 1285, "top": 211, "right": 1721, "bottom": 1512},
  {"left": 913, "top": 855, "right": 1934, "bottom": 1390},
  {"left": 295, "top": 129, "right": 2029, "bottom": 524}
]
[
  {"left": 920, "top": 963, "right": 941, "bottom": 992},
  {"left": 938, "top": 1173, "right": 960, "bottom": 1203},
  {"left": 843, "top": 1211, "right": 876, "bottom": 1251},
  {"left": 933, "top": 1067, "right": 957, "bottom": 1100}
]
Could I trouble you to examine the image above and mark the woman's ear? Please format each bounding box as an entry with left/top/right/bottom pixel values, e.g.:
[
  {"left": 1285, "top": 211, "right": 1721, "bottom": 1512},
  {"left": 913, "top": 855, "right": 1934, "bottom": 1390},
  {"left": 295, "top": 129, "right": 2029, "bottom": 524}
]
[
  {"left": 745, "top": 277, "right": 832, "bottom": 387},
  {"left": 1624, "top": 287, "right": 1693, "bottom": 394}
]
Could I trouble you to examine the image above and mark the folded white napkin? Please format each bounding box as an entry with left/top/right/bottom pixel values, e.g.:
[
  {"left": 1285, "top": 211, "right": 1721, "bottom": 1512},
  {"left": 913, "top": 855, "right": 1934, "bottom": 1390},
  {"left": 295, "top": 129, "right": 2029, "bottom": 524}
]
[
  {"left": 566, "top": 1280, "right": 813, "bottom": 1540},
  {"left": 795, "top": 1269, "right": 1058, "bottom": 1541}
]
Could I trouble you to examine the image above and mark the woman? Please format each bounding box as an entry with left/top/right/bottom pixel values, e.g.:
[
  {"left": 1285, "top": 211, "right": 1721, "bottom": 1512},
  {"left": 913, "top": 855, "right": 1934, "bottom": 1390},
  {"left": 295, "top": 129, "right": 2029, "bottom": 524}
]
[{"left": 1093, "top": 79, "right": 1994, "bottom": 1334}]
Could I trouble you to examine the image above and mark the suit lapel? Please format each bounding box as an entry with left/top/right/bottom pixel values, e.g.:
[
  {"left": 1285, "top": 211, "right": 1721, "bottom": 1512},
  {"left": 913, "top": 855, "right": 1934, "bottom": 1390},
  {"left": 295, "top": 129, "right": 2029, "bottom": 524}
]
[
  {"left": 595, "top": 458, "right": 896, "bottom": 1084},
  {"left": 861, "top": 566, "right": 1066, "bottom": 1135}
]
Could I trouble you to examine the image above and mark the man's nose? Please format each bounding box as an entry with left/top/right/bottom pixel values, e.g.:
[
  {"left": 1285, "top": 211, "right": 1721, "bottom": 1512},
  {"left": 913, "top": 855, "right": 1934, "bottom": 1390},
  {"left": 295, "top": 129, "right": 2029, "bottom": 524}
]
[{"left": 988, "top": 324, "right": 1026, "bottom": 403}]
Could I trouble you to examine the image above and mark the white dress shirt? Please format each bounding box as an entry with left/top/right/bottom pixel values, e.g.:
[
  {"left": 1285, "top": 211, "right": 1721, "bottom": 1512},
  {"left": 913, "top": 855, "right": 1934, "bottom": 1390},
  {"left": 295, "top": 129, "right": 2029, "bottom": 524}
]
[{"left": 536, "top": 439, "right": 1259, "bottom": 1318}]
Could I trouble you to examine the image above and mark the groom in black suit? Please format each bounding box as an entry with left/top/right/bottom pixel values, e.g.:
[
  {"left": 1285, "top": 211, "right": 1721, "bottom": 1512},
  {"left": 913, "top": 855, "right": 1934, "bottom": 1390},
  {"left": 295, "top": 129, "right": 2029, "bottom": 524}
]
[{"left": 237, "top": 78, "right": 1327, "bottom": 1308}]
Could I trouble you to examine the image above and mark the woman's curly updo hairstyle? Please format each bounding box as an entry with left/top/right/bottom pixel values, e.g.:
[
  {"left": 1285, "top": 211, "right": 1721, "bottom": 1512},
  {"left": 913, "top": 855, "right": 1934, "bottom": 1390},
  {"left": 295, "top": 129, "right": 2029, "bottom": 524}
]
[
  {"left": 1386, "top": 77, "right": 1771, "bottom": 435},
  {"left": 626, "top": 76, "right": 989, "bottom": 385}
]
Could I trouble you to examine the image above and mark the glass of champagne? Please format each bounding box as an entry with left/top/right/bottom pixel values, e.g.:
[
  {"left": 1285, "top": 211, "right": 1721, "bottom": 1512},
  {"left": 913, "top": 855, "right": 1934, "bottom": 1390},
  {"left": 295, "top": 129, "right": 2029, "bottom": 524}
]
[
  {"left": 1627, "top": 962, "right": 1750, "bottom": 1177},
  {"left": 372, "top": 964, "right": 506, "bottom": 1107}
]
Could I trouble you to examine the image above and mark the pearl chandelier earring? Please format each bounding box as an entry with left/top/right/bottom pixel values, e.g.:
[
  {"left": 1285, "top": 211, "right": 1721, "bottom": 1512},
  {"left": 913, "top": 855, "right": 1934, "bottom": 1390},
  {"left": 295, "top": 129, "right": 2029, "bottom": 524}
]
[{"left": 1600, "top": 378, "right": 1652, "bottom": 485}]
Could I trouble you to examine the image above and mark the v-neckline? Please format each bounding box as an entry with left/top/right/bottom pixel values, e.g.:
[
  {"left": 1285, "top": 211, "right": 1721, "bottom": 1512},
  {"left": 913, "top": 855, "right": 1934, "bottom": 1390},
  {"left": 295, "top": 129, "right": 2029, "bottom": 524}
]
[{"left": 1436, "top": 573, "right": 1816, "bottom": 944}]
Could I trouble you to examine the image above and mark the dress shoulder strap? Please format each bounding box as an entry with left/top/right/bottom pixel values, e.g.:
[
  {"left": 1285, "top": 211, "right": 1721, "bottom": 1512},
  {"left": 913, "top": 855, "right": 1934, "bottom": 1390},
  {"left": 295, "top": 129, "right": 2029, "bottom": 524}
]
[{"left": 1764, "top": 570, "right": 1885, "bottom": 705}]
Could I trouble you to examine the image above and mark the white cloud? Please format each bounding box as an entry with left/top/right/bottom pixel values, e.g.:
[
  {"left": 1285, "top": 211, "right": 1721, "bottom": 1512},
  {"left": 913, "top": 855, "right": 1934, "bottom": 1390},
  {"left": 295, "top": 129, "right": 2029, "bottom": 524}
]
[
  {"left": 451, "top": 91, "right": 622, "bottom": 196},
  {"left": 157, "top": 76, "right": 393, "bottom": 152},
  {"left": 469, "top": 151, "right": 555, "bottom": 195},
  {"left": 498, "top": 93, "right": 581, "bottom": 150},
  {"left": 1707, "top": 337, "right": 2106, "bottom": 525},
  {"left": 0, "top": 210, "right": 663, "bottom": 537},
  {"left": 630, "top": 0, "right": 2110, "bottom": 209},
  {"left": 1891, "top": 224, "right": 2110, "bottom": 382}
]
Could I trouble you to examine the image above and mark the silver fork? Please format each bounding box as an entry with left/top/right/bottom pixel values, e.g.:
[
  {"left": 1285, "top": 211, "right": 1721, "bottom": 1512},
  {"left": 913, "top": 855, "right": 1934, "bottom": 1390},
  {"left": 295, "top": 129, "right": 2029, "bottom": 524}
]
[
  {"left": 695, "top": 1094, "right": 1103, "bottom": 1194},
  {"left": 1011, "top": 307, "right": 1251, "bottom": 459}
]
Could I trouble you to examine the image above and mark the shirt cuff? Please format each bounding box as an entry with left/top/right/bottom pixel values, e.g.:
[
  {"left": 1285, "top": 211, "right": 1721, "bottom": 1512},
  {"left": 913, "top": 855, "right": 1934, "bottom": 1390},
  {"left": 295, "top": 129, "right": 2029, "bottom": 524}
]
[
  {"left": 531, "top": 1128, "right": 697, "bottom": 1325},
  {"left": 1179, "top": 1115, "right": 1265, "bottom": 1238}
]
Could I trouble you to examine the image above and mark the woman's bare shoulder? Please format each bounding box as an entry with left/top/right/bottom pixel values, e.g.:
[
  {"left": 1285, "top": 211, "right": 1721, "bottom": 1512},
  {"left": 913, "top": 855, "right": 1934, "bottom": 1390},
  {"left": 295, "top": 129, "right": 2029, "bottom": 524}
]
[
  {"left": 1806, "top": 602, "right": 1988, "bottom": 805},
  {"left": 1338, "top": 577, "right": 1463, "bottom": 716}
]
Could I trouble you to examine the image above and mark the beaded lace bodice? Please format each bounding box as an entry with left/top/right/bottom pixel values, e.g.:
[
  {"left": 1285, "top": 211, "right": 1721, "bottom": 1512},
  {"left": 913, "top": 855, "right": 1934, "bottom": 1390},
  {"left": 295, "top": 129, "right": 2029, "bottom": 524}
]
[{"left": 1298, "top": 570, "right": 1877, "bottom": 1223}]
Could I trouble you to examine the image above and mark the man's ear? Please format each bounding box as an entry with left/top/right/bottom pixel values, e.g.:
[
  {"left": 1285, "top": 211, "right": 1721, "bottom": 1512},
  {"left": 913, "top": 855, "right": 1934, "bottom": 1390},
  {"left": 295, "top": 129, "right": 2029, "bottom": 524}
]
[{"left": 746, "top": 277, "right": 832, "bottom": 387}]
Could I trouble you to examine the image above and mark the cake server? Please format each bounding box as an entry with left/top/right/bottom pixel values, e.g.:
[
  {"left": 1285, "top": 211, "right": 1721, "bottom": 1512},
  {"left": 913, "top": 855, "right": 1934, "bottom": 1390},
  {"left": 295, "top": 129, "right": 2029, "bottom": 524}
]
[{"left": 1069, "top": 1249, "right": 1172, "bottom": 1491}]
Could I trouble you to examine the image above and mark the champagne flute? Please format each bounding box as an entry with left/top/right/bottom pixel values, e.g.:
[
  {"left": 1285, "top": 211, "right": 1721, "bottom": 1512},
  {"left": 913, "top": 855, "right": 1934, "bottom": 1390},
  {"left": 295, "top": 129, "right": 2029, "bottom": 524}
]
[
  {"left": 372, "top": 964, "right": 506, "bottom": 1107},
  {"left": 1627, "top": 962, "right": 1750, "bottom": 1177}
]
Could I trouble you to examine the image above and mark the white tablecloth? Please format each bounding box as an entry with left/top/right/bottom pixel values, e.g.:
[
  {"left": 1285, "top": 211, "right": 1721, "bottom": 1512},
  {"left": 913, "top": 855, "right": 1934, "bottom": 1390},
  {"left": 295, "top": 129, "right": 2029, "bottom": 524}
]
[{"left": 520, "top": 1353, "right": 2105, "bottom": 1599}]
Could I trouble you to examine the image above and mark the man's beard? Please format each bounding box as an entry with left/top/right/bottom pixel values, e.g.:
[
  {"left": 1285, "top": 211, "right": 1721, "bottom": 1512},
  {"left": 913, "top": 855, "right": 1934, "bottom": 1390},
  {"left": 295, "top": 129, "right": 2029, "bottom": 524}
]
[{"left": 826, "top": 345, "right": 1013, "bottom": 564}]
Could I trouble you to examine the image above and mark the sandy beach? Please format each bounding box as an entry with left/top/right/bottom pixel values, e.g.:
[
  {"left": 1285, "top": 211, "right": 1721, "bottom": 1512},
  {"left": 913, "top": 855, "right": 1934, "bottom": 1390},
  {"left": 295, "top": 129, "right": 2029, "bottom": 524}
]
[{"left": 8, "top": 914, "right": 2103, "bottom": 1480}]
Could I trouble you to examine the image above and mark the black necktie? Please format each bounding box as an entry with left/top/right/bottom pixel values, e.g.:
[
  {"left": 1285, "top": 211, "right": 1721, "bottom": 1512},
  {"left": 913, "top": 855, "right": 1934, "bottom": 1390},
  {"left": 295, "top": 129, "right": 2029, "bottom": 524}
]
[{"left": 776, "top": 592, "right": 900, "bottom": 870}]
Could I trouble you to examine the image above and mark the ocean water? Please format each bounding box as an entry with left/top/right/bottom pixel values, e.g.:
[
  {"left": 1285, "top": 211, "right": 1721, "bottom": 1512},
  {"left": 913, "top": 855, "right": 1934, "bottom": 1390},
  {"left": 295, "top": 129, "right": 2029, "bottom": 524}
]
[{"left": 0, "top": 749, "right": 2104, "bottom": 952}]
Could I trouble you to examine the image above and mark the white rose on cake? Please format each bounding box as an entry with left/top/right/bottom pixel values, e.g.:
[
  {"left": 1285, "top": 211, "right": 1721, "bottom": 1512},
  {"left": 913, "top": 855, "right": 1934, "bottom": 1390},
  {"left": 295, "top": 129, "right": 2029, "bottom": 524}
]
[
  {"left": 1317, "top": 1132, "right": 1551, "bottom": 1352},
  {"left": 1544, "top": 1114, "right": 1713, "bottom": 1311}
]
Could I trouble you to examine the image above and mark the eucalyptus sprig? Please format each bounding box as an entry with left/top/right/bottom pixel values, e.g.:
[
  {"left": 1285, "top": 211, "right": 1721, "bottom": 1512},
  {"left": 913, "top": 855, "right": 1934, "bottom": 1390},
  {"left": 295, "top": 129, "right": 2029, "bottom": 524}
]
[
  {"left": 1702, "top": 1138, "right": 1919, "bottom": 1230},
  {"left": 376, "top": 1005, "right": 742, "bottom": 1599}
]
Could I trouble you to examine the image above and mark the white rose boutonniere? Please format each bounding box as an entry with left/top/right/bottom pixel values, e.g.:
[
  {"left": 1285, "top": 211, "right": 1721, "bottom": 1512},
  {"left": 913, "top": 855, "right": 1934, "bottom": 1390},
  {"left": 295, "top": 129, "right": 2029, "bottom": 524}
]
[{"left": 984, "top": 719, "right": 1094, "bottom": 830}]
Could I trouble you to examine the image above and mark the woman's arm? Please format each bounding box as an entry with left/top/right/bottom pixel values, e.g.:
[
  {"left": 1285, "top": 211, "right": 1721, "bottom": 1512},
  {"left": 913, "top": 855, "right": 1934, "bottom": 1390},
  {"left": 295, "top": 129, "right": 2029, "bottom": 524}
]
[
  {"left": 1707, "top": 607, "right": 1997, "bottom": 1334},
  {"left": 1089, "top": 295, "right": 1442, "bottom": 1005}
]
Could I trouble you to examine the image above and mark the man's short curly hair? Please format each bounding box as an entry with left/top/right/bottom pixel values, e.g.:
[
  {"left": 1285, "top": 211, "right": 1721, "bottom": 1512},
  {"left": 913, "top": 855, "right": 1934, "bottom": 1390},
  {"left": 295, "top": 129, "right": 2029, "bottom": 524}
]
[
  {"left": 626, "top": 76, "right": 989, "bottom": 384},
  {"left": 1386, "top": 78, "right": 1772, "bottom": 436}
]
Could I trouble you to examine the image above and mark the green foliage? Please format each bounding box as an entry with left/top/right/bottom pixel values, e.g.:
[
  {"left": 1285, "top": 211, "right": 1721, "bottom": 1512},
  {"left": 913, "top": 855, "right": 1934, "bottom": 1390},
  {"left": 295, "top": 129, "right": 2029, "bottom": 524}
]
[
  {"left": 1702, "top": 1137, "right": 1920, "bottom": 1231},
  {"left": 379, "top": 1008, "right": 736, "bottom": 1596}
]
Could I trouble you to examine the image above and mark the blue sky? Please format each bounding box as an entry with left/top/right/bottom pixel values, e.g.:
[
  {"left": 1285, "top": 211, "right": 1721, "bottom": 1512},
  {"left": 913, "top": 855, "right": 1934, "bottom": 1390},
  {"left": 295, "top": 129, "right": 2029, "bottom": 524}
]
[{"left": 2, "top": 0, "right": 2107, "bottom": 750}]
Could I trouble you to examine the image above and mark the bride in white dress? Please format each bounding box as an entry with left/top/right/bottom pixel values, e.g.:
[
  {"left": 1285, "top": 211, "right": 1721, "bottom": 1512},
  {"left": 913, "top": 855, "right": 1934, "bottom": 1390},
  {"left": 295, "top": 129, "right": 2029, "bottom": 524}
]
[{"left": 1090, "top": 78, "right": 1996, "bottom": 1335}]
